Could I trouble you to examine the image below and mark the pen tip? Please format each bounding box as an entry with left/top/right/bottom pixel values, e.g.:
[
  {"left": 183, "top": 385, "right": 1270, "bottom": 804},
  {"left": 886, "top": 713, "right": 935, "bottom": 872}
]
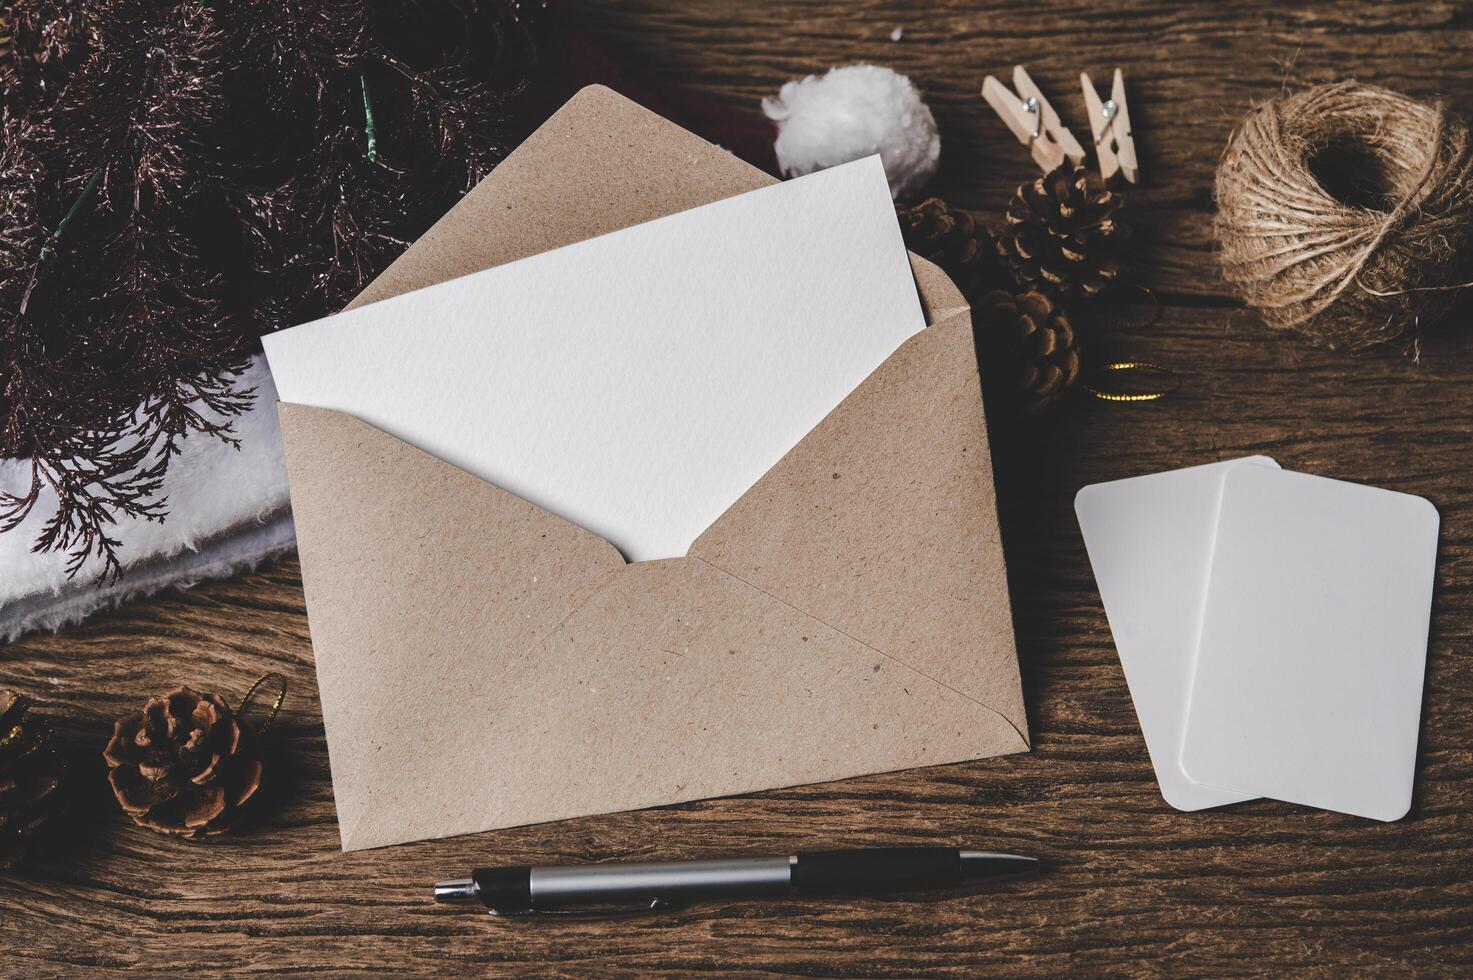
[
  {"left": 958, "top": 851, "right": 1041, "bottom": 880},
  {"left": 434, "top": 878, "right": 481, "bottom": 904}
]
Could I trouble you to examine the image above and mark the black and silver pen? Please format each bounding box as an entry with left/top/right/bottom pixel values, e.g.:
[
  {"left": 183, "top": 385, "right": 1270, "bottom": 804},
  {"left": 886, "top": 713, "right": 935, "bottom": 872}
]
[{"left": 434, "top": 846, "right": 1039, "bottom": 917}]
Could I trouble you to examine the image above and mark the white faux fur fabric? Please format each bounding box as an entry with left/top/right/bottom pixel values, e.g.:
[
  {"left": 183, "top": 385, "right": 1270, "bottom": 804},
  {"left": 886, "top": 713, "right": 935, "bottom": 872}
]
[{"left": 0, "top": 354, "right": 294, "bottom": 641}]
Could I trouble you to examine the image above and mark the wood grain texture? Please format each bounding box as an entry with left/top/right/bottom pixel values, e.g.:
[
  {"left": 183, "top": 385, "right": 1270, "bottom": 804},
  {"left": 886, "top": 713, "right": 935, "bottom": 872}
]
[{"left": 4, "top": 0, "right": 1473, "bottom": 975}]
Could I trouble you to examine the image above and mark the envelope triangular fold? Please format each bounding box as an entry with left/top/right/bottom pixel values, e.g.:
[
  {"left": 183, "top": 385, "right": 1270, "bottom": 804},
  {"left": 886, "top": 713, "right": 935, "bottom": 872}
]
[
  {"left": 691, "top": 308, "right": 1026, "bottom": 743},
  {"left": 280, "top": 404, "right": 626, "bottom": 845},
  {"left": 280, "top": 404, "right": 1022, "bottom": 850}
]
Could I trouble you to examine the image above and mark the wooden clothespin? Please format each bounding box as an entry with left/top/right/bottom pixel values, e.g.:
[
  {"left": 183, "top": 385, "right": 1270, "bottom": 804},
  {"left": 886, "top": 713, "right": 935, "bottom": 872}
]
[
  {"left": 1081, "top": 68, "right": 1138, "bottom": 184},
  {"left": 981, "top": 66, "right": 1086, "bottom": 173}
]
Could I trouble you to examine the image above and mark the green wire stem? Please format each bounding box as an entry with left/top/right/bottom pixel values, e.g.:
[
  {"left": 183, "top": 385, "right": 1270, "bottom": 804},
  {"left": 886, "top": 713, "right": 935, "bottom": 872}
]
[
  {"left": 21, "top": 166, "right": 102, "bottom": 315},
  {"left": 39, "top": 167, "right": 102, "bottom": 264},
  {"left": 361, "top": 73, "right": 378, "bottom": 163}
]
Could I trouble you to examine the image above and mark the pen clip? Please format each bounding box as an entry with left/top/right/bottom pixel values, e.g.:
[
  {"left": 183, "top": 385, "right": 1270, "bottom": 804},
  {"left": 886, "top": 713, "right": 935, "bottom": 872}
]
[{"left": 487, "top": 898, "right": 674, "bottom": 920}]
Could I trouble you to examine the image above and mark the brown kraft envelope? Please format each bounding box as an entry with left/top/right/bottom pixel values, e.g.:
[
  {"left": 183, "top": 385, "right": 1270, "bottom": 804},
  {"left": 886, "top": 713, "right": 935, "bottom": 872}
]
[{"left": 277, "top": 85, "right": 1027, "bottom": 851}]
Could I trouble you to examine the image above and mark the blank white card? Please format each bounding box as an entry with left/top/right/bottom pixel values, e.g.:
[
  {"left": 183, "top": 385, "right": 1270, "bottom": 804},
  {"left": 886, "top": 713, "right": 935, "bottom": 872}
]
[
  {"left": 263, "top": 156, "right": 924, "bottom": 562},
  {"left": 1076, "top": 457, "right": 1277, "bottom": 811},
  {"left": 1182, "top": 466, "right": 1439, "bottom": 821}
]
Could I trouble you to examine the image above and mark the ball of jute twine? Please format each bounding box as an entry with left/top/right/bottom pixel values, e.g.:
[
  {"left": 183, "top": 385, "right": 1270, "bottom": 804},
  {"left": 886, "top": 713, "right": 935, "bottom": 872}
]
[{"left": 1214, "top": 81, "right": 1473, "bottom": 351}]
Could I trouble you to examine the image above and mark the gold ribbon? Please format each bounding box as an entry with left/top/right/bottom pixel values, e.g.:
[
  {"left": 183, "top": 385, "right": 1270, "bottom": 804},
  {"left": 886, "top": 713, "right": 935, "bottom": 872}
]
[
  {"left": 1085, "top": 360, "right": 1180, "bottom": 403},
  {"left": 1085, "top": 286, "right": 1175, "bottom": 402},
  {"left": 236, "top": 672, "right": 288, "bottom": 738}
]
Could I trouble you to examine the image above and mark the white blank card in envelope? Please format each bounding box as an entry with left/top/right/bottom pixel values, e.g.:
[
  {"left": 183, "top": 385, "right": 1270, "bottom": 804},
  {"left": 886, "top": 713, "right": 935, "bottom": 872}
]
[
  {"left": 1181, "top": 466, "right": 1439, "bottom": 821},
  {"left": 263, "top": 156, "right": 924, "bottom": 563}
]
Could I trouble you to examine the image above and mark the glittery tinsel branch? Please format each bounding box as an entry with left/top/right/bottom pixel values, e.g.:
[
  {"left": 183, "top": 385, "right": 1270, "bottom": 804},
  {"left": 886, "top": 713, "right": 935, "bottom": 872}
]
[{"left": 0, "top": 0, "right": 553, "bottom": 579}]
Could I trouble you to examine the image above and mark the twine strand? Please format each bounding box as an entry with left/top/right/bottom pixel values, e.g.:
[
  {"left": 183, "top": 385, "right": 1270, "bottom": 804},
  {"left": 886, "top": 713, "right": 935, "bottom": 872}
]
[{"left": 1214, "top": 82, "right": 1473, "bottom": 351}]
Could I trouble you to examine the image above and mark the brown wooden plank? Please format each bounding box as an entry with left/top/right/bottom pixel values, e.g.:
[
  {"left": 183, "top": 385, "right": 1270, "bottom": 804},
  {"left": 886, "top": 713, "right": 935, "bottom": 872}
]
[{"left": 4, "top": 0, "right": 1473, "bottom": 974}]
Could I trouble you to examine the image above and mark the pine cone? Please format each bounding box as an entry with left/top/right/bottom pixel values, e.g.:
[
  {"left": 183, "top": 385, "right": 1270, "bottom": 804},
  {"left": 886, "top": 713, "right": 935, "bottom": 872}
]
[
  {"left": 0, "top": 690, "right": 64, "bottom": 869},
  {"left": 980, "top": 289, "right": 1083, "bottom": 412},
  {"left": 896, "top": 197, "right": 999, "bottom": 297},
  {"left": 104, "top": 688, "right": 263, "bottom": 838},
  {"left": 991, "top": 166, "right": 1129, "bottom": 299}
]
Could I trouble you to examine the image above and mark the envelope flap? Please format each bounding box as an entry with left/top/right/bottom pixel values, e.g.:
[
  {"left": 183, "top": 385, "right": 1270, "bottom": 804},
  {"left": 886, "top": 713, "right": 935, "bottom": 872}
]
[
  {"left": 346, "top": 85, "right": 776, "bottom": 312},
  {"left": 276, "top": 403, "right": 627, "bottom": 827},
  {"left": 345, "top": 85, "right": 966, "bottom": 326},
  {"left": 690, "top": 306, "right": 1027, "bottom": 743}
]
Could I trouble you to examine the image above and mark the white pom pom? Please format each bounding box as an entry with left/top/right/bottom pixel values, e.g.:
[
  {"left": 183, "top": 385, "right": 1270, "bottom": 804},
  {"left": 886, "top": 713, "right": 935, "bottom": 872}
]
[{"left": 762, "top": 64, "right": 940, "bottom": 199}]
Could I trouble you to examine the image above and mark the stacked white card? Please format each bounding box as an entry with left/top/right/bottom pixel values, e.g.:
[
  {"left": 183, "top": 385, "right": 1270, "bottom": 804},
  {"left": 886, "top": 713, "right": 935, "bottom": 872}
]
[{"left": 1076, "top": 458, "right": 1439, "bottom": 821}]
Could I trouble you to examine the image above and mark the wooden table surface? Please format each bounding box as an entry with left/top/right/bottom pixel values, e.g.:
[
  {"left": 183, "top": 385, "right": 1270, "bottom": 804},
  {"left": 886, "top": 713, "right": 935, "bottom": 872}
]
[{"left": 5, "top": 1, "right": 1473, "bottom": 975}]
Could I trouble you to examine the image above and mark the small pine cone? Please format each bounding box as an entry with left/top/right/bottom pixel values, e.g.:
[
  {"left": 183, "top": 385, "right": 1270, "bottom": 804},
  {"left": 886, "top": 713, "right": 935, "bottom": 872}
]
[
  {"left": 0, "top": 690, "right": 65, "bottom": 869},
  {"left": 980, "top": 289, "right": 1082, "bottom": 411},
  {"left": 991, "top": 165, "right": 1129, "bottom": 299},
  {"left": 104, "top": 688, "right": 264, "bottom": 838},
  {"left": 896, "top": 197, "right": 999, "bottom": 297}
]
